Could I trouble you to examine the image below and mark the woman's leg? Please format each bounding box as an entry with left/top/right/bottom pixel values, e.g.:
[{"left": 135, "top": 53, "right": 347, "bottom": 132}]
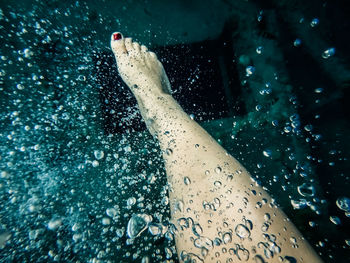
[{"left": 110, "top": 32, "right": 323, "bottom": 263}]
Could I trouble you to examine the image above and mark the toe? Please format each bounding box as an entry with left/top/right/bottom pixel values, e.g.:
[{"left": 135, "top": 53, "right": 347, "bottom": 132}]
[
  {"left": 133, "top": 42, "right": 142, "bottom": 55},
  {"left": 141, "top": 45, "right": 148, "bottom": 53},
  {"left": 110, "top": 32, "right": 127, "bottom": 58},
  {"left": 124, "top": 38, "right": 133, "bottom": 53},
  {"left": 148, "top": 51, "right": 158, "bottom": 59}
]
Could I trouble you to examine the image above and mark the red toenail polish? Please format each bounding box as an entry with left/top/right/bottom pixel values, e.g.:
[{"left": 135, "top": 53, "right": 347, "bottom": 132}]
[{"left": 113, "top": 33, "right": 122, "bottom": 40}]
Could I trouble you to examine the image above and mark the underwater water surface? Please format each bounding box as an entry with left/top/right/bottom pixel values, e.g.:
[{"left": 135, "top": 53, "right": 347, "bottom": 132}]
[{"left": 0, "top": 0, "right": 349, "bottom": 262}]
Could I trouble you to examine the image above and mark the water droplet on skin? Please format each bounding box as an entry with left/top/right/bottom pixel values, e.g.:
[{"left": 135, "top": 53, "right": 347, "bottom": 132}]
[
  {"left": 215, "top": 167, "right": 222, "bottom": 174},
  {"left": 227, "top": 174, "right": 234, "bottom": 181},
  {"left": 201, "top": 247, "right": 209, "bottom": 258},
  {"left": 264, "top": 213, "right": 271, "bottom": 221},
  {"left": 261, "top": 223, "right": 269, "bottom": 232},
  {"left": 174, "top": 200, "right": 184, "bottom": 213},
  {"left": 284, "top": 256, "right": 297, "bottom": 263},
  {"left": 214, "top": 237, "right": 222, "bottom": 246},
  {"left": 214, "top": 181, "right": 222, "bottom": 187},
  {"left": 184, "top": 176, "right": 191, "bottom": 185},
  {"left": 223, "top": 232, "right": 232, "bottom": 244},
  {"left": 177, "top": 218, "right": 189, "bottom": 229},
  {"left": 194, "top": 236, "right": 213, "bottom": 249},
  {"left": 253, "top": 255, "right": 266, "bottom": 263},
  {"left": 235, "top": 224, "right": 251, "bottom": 239},
  {"left": 192, "top": 223, "right": 203, "bottom": 237},
  {"left": 205, "top": 170, "right": 210, "bottom": 176},
  {"left": 244, "top": 219, "right": 253, "bottom": 230},
  {"left": 236, "top": 245, "right": 250, "bottom": 261},
  {"left": 165, "top": 148, "right": 173, "bottom": 155},
  {"left": 290, "top": 237, "right": 297, "bottom": 245}
]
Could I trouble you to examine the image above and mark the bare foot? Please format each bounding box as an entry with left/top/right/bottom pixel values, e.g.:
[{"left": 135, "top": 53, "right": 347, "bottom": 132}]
[{"left": 110, "top": 32, "right": 172, "bottom": 98}]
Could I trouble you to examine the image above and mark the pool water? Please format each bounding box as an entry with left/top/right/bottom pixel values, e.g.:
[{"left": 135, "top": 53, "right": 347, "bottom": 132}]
[{"left": 0, "top": 0, "right": 349, "bottom": 262}]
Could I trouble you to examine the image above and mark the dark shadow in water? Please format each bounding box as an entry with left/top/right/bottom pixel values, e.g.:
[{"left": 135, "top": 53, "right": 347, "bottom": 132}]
[{"left": 93, "top": 29, "right": 244, "bottom": 135}]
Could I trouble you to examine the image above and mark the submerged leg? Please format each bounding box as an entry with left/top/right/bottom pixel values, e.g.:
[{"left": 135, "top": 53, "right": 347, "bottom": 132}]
[{"left": 110, "top": 32, "right": 323, "bottom": 263}]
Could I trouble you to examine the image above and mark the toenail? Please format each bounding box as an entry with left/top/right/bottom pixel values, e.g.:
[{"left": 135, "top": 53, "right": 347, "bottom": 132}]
[{"left": 113, "top": 33, "right": 122, "bottom": 41}]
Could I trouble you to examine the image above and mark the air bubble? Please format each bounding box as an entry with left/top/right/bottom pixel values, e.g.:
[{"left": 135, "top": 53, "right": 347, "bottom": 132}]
[
  {"left": 293, "top": 38, "right": 301, "bottom": 47},
  {"left": 102, "top": 217, "right": 110, "bottom": 225},
  {"left": 262, "top": 150, "right": 271, "bottom": 157},
  {"left": 297, "top": 183, "right": 315, "bottom": 197},
  {"left": 106, "top": 208, "right": 117, "bottom": 217},
  {"left": 291, "top": 199, "right": 307, "bottom": 209},
  {"left": 314, "top": 87, "right": 323, "bottom": 93},
  {"left": 127, "top": 214, "right": 151, "bottom": 238},
  {"left": 329, "top": 216, "right": 341, "bottom": 225},
  {"left": 47, "top": 218, "right": 62, "bottom": 230},
  {"left": 310, "top": 18, "right": 319, "bottom": 27},
  {"left": 336, "top": 197, "right": 350, "bottom": 212},
  {"left": 322, "top": 47, "right": 336, "bottom": 59},
  {"left": 127, "top": 197, "right": 136, "bottom": 206},
  {"left": 148, "top": 223, "right": 162, "bottom": 236},
  {"left": 16, "top": 84, "right": 24, "bottom": 90},
  {"left": 92, "top": 160, "right": 99, "bottom": 167},
  {"left": 256, "top": 46, "right": 263, "bottom": 54},
  {"left": 94, "top": 150, "right": 104, "bottom": 160},
  {"left": 246, "top": 66, "right": 255, "bottom": 77}
]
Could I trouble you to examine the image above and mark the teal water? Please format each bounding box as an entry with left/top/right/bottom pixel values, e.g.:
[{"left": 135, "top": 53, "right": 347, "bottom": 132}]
[{"left": 1, "top": 0, "right": 349, "bottom": 262}]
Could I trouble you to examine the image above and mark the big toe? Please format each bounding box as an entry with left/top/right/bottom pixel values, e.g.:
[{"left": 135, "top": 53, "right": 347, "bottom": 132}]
[{"left": 111, "top": 32, "right": 127, "bottom": 58}]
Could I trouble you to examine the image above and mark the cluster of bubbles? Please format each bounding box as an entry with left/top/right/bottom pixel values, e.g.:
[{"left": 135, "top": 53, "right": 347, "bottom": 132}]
[
  {"left": 0, "top": 2, "right": 176, "bottom": 262},
  {"left": 0, "top": 1, "right": 348, "bottom": 262}
]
